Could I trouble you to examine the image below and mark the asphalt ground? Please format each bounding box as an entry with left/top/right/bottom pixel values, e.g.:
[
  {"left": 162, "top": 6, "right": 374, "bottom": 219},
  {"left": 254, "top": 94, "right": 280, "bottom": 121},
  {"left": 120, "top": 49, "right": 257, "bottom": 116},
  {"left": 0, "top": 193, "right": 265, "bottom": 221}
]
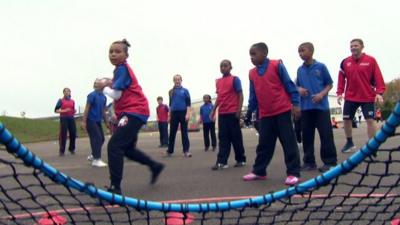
[{"left": 11, "top": 122, "right": 398, "bottom": 203}]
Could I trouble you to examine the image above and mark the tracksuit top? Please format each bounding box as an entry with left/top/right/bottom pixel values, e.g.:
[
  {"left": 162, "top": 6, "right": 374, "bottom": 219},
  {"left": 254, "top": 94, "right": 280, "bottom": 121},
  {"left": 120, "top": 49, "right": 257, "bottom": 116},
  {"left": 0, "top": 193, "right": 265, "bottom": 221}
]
[
  {"left": 337, "top": 53, "right": 385, "bottom": 102},
  {"left": 249, "top": 60, "right": 292, "bottom": 118},
  {"left": 113, "top": 62, "right": 150, "bottom": 119},
  {"left": 87, "top": 90, "right": 107, "bottom": 122},
  {"left": 216, "top": 75, "right": 239, "bottom": 114},
  {"left": 169, "top": 86, "right": 191, "bottom": 112}
]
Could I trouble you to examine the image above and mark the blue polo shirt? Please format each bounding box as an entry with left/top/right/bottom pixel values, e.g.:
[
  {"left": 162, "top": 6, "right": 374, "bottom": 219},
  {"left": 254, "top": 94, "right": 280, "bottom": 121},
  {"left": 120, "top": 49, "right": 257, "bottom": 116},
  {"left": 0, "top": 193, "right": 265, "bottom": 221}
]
[
  {"left": 87, "top": 90, "right": 107, "bottom": 122},
  {"left": 170, "top": 86, "right": 191, "bottom": 112},
  {"left": 200, "top": 102, "right": 214, "bottom": 123},
  {"left": 296, "top": 60, "right": 333, "bottom": 111}
]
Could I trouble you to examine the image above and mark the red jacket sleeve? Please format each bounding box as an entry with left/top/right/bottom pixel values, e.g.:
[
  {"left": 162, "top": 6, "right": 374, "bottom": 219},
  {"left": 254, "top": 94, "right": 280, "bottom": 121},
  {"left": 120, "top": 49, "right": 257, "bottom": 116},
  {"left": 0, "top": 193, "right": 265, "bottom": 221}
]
[
  {"left": 336, "top": 60, "right": 346, "bottom": 96},
  {"left": 372, "top": 59, "right": 385, "bottom": 95}
]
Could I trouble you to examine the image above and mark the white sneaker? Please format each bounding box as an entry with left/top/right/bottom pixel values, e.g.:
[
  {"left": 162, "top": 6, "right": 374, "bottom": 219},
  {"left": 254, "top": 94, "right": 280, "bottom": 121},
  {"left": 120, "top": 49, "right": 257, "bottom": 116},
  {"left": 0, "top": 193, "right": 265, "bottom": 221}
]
[
  {"left": 87, "top": 155, "right": 94, "bottom": 161},
  {"left": 91, "top": 159, "right": 107, "bottom": 167}
]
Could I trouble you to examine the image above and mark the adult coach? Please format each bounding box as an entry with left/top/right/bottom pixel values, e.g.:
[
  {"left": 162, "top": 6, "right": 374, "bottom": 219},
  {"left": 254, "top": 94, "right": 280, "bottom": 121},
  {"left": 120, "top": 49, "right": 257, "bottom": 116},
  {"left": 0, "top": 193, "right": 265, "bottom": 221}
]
[{"left": 337, "top": 38, "right": 385, "bottom": 153}]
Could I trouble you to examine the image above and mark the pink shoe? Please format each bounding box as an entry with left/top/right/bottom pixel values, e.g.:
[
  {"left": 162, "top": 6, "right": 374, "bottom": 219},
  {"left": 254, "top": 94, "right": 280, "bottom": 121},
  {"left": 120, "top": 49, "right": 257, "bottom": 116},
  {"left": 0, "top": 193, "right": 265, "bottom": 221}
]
[
  {"left": 285, "top": 175, "right": 300, "bottom": 186},
  {"left": 242, "top": 173, "right": 267, "bottom": 181}
]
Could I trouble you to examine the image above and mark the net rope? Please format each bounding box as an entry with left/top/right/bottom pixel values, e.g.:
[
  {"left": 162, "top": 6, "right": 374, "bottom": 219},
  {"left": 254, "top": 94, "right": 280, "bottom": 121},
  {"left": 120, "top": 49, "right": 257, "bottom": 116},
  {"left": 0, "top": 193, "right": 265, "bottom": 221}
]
[{"left": 0, "top": 101, "right": 399, "bottom": 224}]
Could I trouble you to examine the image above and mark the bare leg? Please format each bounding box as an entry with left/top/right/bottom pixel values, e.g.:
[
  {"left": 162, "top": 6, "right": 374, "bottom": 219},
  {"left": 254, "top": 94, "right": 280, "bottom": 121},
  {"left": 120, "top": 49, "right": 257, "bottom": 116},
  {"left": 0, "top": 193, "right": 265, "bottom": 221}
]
[{"left": 366, "top": 118, "right": 377, "bottom": 139}]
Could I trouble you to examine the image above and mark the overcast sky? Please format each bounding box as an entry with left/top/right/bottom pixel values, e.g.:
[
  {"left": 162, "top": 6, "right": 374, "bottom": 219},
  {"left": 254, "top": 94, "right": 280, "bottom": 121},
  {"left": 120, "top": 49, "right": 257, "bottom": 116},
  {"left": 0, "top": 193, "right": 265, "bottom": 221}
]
[{"left": 1, "top": 0, "right": 399, "bottom": 119}]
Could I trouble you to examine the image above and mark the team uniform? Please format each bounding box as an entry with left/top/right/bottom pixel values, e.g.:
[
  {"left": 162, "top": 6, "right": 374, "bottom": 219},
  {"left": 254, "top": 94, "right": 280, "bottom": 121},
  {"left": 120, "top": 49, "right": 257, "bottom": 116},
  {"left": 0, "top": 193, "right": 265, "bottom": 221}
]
[
  {"left": 244, "top": 59, "right": 301, "bottom": 184},
  {"left": 86, "top": 90, "right": 107, "bottom": 161},
  {"left": 54, "top": 97, "right": 76, "bottom": 155},
  {"left": 213, "top": 74, "right": 246, "bottom": 169},
  {"left": 107, "top": 62, "right": 163, "bottom": 191},
  {"left": 167, "top": 86, "right": 191, "bottom": 156},
  {"left": 337, "top": 53, "right": 385, "bottom": 120},
  {"left": 200, "top": 102, "right": 217, "bottom": 151},
  {"left": 296, "top": 60, "right": 337, "bottom": 171},
  {"left": 156, "top": 103, "right": 169, "bottom": 147}
]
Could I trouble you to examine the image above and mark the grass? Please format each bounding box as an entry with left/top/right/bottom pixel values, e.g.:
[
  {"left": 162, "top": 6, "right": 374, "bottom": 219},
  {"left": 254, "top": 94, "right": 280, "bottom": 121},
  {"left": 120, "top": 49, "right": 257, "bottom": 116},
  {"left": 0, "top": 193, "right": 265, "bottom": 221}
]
[{"left": 0, "top": 116, "right": 87, "bottom": 143}]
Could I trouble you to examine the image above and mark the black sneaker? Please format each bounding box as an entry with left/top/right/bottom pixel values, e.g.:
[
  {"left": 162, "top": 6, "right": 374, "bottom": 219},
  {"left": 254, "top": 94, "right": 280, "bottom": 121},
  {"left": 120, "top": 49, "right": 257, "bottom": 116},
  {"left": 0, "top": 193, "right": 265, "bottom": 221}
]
[
  {"left": 234, "top": 162, "right": 246, "bottom": 167},
  {"left": 107, "top": 186, "right": 122, "bottom": 195},
  {"left": 150, "top": 163, "right": 165, "bottom": 184},
  {"left": 301, "top": 163, "right": 317, "bottom": 171},
  {"left": 341, "top": 142, "right": 356, "bottom": 153},
  {"left": 164, "top": 151, "right": 173, "bottom": 157},
  {"left": 204, "top": 147, "right": 209, "bottom": 151},
  {"left": 212, "top": 146, "right": 216, "bottom": 151},
  {"left": 318, "top": 164, "right": 335, "bottom": 173},
  {"left": 211, "top": 163, "right": 228, "bottom": 170}
]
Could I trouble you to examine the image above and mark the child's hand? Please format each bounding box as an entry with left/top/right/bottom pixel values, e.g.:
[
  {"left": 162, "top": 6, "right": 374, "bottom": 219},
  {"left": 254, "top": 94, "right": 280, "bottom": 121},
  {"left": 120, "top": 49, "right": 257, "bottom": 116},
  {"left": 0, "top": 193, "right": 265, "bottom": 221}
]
[
  {"left": 185, "top": 113, "right": 190, "bottom": 121},
  {"left": 81, "top": 121, "right": 87, "bottom": 131},
  {"left": 210, "top": 110, "right": 216, "bottom": 121},
  {"left": 337, "top": 95, "right": 343, "bottom": 105},
  {"left": 111, "top": 114, "right": 118, "bottom": 123},
  {"left": 235, "top": 111, "right": 241, "bottom": 119},
  {"left": 292, "top": 106, "right": 301, "bottom": 121},
  {"left": 375, "top": 94, "right": 384, "bottom": 105},
  {"left": 298, "top": 87, "right": 309, "bottom": 97},
  {"left": 312, "top": 93, "right": 323, "bottom": 103},
  {"left": 118, "top": 116, "right": 128, "bottom": 127}
]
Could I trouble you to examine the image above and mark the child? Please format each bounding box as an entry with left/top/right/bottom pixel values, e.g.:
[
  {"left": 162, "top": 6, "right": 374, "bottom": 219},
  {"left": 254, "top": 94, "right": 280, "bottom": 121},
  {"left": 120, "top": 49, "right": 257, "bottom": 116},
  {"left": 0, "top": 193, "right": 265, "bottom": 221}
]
[
  {"left": 167, "top": 74, "right": 192, "bottom": 157},
  {"left": 242, "top": 42, "right": 301, "bottom": 185},
  {"left": 106, "top": 102, "right": 118, "bottom": 134},
  {"left": 54, "top": 87, "right": 77, "bottom": 156},
  {"left": 99, "top": 39, "right": 164, "bottom": 194},
  {"left": 211, "top": 59, "right": 246, "bottom": 170},
  {"left": 296, "top": 42, "right": 337, "bottom": 173},
  {"left": 156, "top": 96, "right": 169, "bottom": 147},
  {"left": 81, "top": 79, "right": 109, "bottom": 167},
  {"left": 199, "top": 94, "right": 217, "bottom": 151}
]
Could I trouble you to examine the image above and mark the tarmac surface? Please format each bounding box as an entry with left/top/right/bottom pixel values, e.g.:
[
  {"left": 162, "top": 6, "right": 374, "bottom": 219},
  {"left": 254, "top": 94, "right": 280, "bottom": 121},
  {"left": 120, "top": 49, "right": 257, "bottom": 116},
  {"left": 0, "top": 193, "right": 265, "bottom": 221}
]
[{"left": 17, "top": 122, "right": 398, "bottom": 203}]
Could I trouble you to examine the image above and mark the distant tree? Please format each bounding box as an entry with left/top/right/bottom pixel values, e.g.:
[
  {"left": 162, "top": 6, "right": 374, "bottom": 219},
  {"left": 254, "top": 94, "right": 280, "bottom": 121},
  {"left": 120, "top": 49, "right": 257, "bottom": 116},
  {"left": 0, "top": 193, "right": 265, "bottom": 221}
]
[{"left": 382, "top": 78, "right": 400, "bottom": 119}]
